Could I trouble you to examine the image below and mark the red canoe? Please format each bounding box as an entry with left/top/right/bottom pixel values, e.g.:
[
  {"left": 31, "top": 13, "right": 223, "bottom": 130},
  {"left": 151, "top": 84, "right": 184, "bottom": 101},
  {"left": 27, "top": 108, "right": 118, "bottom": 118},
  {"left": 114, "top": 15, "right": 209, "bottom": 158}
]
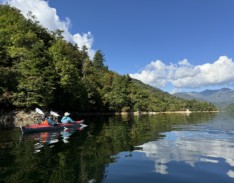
[{"left": 20, "top": 120, "right": 85, "bottom": 134}]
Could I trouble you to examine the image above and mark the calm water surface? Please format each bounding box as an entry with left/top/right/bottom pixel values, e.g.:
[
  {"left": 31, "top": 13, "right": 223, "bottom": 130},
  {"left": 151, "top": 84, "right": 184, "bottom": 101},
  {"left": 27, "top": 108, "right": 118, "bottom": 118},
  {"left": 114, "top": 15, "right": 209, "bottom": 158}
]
[{"left": 0, "top": 112, "right": 234, "bottom": 183}]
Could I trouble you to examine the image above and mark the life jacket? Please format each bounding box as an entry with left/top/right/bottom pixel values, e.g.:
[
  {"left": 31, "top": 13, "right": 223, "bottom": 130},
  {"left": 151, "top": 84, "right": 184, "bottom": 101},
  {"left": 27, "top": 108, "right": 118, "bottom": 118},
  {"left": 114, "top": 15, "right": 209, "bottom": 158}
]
[{"left": 41, "top": 120, "right": 49, "bottom": 125}]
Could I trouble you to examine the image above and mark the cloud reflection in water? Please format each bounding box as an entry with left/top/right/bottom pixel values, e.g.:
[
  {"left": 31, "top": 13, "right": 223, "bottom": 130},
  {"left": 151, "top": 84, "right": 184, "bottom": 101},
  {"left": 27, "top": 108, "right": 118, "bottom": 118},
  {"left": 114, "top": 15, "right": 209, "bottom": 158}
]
[{"left": 136, "top": 129, "right": 234, "bottom": 178}]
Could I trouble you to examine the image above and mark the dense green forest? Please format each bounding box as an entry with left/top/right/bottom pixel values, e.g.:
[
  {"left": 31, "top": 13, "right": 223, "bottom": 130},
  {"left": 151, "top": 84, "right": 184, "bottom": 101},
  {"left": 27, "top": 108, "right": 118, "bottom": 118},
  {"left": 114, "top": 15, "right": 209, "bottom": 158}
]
[{"left": 0, "top": 5, "right": 217, "bottom": 112}]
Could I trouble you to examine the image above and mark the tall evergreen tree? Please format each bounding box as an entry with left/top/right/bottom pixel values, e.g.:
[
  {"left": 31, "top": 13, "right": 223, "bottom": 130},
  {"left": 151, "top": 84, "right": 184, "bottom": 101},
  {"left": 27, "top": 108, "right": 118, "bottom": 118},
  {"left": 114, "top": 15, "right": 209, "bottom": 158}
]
[
  {"left": 93, "top": 50, "right": 105, "bottom": 69},
  {"left": 49, "top": 38, "right": 85, "bottom": 110},
  {"left": 12, "top": 25, "right": 56, "bottom": 107}
]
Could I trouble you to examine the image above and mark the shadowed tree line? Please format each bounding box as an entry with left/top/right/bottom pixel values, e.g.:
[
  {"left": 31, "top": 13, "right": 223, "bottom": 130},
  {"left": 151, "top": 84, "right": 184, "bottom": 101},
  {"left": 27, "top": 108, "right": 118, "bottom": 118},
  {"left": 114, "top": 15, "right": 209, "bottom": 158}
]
[{"left": 0, "top": 5, "right": 217, "bottom": 112}]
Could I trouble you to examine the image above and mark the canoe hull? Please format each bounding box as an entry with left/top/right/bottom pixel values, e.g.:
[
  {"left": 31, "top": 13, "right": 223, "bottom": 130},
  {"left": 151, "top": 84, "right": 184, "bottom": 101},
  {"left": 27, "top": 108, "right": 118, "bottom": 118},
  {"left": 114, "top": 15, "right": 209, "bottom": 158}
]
[{"left": 20, "top": 120, "right": 84, "bottom": 134}]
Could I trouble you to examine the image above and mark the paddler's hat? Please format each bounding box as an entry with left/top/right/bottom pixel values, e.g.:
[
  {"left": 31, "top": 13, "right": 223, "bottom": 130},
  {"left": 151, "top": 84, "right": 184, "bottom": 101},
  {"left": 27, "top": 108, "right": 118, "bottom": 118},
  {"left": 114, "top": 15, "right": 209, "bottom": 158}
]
[{"left": 64, "top": 112, "right": 70, "bottom": 116}]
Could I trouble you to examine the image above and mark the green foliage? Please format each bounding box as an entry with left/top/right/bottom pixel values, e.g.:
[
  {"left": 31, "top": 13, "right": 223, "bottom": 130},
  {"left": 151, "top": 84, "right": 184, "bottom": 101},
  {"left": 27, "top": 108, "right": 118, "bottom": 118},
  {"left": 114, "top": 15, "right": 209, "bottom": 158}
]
[
  {"left": 0, "top": 5, "right": 217, "bottom": 112},
  {"left": 93, "top": 50, "right": 106, "bottom": 69},
  {"left": 48, "top": 38, "right": 85, "bottom": 110}
]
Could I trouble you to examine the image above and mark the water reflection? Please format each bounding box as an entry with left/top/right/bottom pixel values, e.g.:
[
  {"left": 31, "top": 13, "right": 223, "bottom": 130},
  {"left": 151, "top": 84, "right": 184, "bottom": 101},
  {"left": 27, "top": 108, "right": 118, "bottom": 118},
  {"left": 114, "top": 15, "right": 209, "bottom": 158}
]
[
  {"left": 31, "top": 131, "right": 60, "bottom": 152},
  {"left": 136, "top": 126, "right": 234, "bottom": 178},
  {"left": 2, "top": 113, "right": 234, "bottom": 183},
  {"left": 22, "top": 125, "right": 85, "bottom": 152},
  {"left": 60, "top": 127, "right": 76, "bottom": 143}
]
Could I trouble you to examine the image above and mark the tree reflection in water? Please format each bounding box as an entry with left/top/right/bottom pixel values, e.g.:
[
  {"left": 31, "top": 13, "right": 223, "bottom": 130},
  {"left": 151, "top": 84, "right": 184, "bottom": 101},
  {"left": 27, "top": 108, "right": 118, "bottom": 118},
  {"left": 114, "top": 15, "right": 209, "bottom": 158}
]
[{"left": 2, "top": 112, "right": 233, "bottom": 183}]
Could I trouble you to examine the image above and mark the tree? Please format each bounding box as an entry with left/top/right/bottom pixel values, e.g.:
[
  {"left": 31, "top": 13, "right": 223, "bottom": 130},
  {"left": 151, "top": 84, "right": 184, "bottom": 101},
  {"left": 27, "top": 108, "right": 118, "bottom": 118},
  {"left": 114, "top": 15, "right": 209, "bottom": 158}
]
[
  {"left": 0, "top": 5, "right": 25, "bottom": 107},
  {"left": 13, "top": 31, "right": 56, "bottom": 107},
  {"left": 0, "top": 4, "right": 218, "bottom": 112},
  {"left": 93, "top": 50, "right": 105, "bottom": 69},
  {"left": 49, "top": 38, "right": 85, "bottom": 110}
]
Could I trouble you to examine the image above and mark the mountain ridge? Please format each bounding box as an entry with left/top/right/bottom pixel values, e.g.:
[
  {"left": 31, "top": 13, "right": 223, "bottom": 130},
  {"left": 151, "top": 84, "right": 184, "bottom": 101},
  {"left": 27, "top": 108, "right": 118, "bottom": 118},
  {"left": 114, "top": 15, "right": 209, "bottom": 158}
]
[{"left": 173, "top": 88, "right": 234, "bottom": 109}]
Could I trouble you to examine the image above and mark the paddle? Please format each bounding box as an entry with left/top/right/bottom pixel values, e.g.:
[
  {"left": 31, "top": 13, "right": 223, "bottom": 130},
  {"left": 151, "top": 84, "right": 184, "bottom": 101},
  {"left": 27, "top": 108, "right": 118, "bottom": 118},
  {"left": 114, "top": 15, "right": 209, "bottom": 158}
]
[
  {"left": 77, "top": 124, "right": 88, "bottom": 131},
  {"left": 35, "top": 108, "right": 46, "bottom": 125},
  {"left": 35, "top": 108, "right": 44, "bottom": 115},
  {"left": 50, "top": 111, "right": 60, "bottom": 117}
]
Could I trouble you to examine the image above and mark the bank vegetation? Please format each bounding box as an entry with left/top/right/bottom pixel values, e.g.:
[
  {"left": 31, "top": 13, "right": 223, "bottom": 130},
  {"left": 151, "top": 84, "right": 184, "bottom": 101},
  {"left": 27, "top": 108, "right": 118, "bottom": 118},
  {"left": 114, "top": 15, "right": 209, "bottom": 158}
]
[{"left": 0, "top": 5, "right": 217, "bottom": 114}]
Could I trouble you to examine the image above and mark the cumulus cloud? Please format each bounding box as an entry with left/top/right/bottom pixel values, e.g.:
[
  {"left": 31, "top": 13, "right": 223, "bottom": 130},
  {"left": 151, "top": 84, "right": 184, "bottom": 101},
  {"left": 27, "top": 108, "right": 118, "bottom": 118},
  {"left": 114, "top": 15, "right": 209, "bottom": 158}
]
[
  {"left": 130, "top": 56, "right": 234, "bottom": 91},
  {"left": 4, "top": 0, "right": 95, "bottom": 57}
]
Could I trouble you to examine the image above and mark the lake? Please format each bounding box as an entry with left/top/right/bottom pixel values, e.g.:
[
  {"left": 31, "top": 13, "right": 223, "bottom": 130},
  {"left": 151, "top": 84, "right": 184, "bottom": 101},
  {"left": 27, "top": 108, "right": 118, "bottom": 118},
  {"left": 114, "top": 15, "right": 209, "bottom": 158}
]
[{"left": 0, "top": 112, "right": 234, "bottom": 183}]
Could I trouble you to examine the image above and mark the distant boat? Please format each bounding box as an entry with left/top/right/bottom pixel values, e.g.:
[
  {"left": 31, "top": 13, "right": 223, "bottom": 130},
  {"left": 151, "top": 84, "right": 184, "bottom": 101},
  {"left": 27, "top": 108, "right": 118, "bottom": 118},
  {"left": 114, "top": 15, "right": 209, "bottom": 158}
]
[{"left": 186, "top": 109, "right": 191, "bottom": 113}]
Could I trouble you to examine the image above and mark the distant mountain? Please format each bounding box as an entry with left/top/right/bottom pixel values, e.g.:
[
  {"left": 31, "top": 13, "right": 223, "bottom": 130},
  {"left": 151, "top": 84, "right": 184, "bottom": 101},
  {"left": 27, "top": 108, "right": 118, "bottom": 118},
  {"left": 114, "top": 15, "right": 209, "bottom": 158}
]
[{"left": 173, "top": 88, "right": 234, "bottom": 110}]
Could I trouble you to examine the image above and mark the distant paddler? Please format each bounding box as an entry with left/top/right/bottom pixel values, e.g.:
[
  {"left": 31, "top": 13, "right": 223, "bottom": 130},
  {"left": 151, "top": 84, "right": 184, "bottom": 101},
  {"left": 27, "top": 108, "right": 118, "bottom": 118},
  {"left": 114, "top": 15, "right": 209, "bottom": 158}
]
[{"left": 61, "top": 112, "right": 75, "bottom": 123}]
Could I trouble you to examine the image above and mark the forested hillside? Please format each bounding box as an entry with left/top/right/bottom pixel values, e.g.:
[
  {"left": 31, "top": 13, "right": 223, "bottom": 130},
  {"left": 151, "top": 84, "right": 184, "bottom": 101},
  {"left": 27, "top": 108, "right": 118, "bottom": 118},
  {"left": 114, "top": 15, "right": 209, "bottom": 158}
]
[
  {"left": 173, "top": 88, "right": 234, "bottom": 111},
  {"left": 0, "top": 5, "right": 217, "bottom": 112}
]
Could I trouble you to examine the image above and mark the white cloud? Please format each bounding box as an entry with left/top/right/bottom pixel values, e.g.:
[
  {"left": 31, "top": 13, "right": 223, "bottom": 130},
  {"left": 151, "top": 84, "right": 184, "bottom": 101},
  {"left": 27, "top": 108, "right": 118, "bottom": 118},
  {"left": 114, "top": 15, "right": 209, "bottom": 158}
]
[
  {"left": 4, "top": 0, "right": 95, "bottom": 57},
  {"left": 130, "top": 56, "right": 234, "bottom": 91}
]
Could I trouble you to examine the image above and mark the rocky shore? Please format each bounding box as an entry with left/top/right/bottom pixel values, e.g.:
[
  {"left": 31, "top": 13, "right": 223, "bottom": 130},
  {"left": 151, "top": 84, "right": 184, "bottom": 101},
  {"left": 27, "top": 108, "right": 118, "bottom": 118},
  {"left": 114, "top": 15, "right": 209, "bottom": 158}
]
[{"left": 0, "top": 110, "right": 41, "bottom": 128}]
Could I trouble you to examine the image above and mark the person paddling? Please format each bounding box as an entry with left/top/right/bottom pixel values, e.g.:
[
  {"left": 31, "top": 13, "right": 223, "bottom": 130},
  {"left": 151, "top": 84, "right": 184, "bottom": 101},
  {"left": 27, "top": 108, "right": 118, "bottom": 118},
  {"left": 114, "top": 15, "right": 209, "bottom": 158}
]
[
  {"left": 61, "top": 112, "right": 75, "bottom": 123},
  {"left": 47, "top": 114, "right": 58, "bottom": 126},
  {"left": 40, "top": 115, "right": 48, "bottom": 125},
  {"left": 41, "top": 113, "right": 58, "bottom": 126}
]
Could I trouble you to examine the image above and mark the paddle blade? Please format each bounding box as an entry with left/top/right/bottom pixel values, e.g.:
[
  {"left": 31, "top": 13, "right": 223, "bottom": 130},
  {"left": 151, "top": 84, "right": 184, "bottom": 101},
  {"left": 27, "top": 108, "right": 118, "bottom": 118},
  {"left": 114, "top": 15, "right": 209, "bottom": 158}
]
[
  {"left": 80, "top": 124, "right": 88, "bottom": 128},
  {"left": 50, "top": 111, "right": 60, "bottom": 117},
  {"left": 35, "top": 108, "right": 44, "bottom": 115},
  {"left": 77, "top": 124, "right": 88, "bottom": 131}
]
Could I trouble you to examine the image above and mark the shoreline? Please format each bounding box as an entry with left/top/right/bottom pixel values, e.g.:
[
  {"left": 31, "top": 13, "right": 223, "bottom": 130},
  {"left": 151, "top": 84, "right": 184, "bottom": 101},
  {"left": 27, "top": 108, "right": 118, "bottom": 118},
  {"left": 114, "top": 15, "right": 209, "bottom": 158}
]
[
  {"left": 0, "top": 109, "right": 219, "bottom": 128},
  {"left": 119, "top": 110, "right": 219, "bottom": 115}
]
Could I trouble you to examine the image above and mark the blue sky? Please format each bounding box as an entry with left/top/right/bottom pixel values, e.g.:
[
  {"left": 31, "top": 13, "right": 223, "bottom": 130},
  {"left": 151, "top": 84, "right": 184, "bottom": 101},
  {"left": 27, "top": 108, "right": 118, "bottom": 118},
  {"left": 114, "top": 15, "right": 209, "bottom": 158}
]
[{"left": 2, "top": 0, "right": 234, "bottom": 93}]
